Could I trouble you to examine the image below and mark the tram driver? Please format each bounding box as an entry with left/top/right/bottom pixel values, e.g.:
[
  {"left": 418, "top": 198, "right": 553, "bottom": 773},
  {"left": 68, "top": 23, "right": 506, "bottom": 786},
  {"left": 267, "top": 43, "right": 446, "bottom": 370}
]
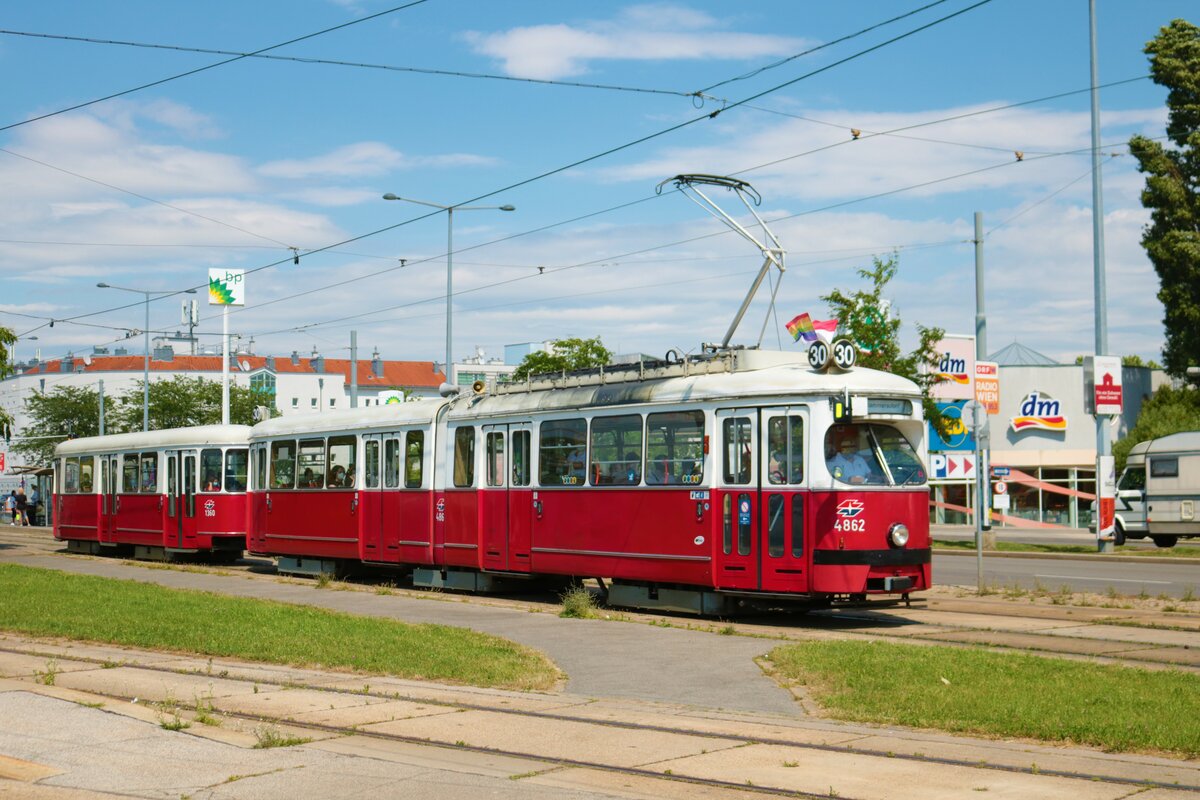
[{"left": 827, "top": 426, "right": 871, "bottom": 485}]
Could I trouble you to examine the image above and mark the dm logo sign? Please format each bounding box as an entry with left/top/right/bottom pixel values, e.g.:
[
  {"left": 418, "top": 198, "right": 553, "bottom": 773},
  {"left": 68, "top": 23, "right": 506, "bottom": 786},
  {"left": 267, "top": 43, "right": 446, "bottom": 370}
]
[
  {"left": 934, "top": 351, "right": 970, "bottom": 385},
  {"left": 1010, "top": 391, "right": 1067, "bottom": 433}
]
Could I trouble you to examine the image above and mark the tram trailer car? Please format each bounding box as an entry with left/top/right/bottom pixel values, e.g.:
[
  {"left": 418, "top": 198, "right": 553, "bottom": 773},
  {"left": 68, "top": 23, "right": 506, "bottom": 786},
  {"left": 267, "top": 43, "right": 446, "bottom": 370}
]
[
  {"left": 247, "top": 350, "right": 931, "bottom": 614},
  {"left": 54, "top": 425, "right": 251, "bottom": 561}
]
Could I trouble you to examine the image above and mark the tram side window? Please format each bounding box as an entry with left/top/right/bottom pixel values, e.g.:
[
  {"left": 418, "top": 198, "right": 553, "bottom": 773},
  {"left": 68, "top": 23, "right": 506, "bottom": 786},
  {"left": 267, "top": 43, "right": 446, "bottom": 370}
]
[
  {"left": 271, "top": 441, "right": 296, "bottom": 489},
  {"left": 405, "top": 431, "right": 424, "bottom": 488},
  {"left": 64, "top": 457, "right": 80, "bottom": 493},
  {"left": 298, "top": 439, "right": 325, "bottom": 489},
  {"left": 122, "top": 454, "right": 139, "bottom": 493},
  {"left": 79, "top": 456, "right": 94, "bottom": 493},
  {"left": 198, "top": 449, "right": 222, "bottom": 492},
  {"left": 647, "top": 411, "right": 704, "bottom": 485},
  {"left": 384, "top": 439, "right": 400, "bottom": 488},
  {"left": 453, "top": 427, "right": 475, "bottom": 487},
  {"left": 539, "top": 418, "right": 586, "bottom": 486},
  {"left": 254, "top": 446, "right": 268, "bottom": 491},
  {"left": 486, "top": 432, "right": 505, "bottom": 487},
  {"left": 225, "top": 449, "right": 248, "bottom": 492},
  {"left": 364, "top": 440, "right": 381, "bottom": 489},
  {"left": 140, "top": 452, "right": 158, "bottom": 492},
  {"left": 721, "top": 417, "right": 752, "bottom": 485},
  {"left": 327, "top": 436, "right": 356, "bottom": 488},
  {"left": 590, "top": 414, "right": 642, "bottom": 486},
  {"left": 766, "top": 416, "right": 804, "bottom": 485},
  {"left": 512, "top": 430, "right": 530, "bottom": 487}
]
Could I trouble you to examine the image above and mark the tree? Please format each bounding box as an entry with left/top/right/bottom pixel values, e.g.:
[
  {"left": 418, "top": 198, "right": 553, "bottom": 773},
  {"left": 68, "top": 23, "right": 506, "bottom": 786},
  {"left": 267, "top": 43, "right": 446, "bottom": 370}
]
[
  {"left": 0, "top": 324, "right": 16, "bottom": 434},
  {"left": 13, "top": 385, "right": 116, "bottom": 466},
  {"left": 512, "top": 337, "right": 612, "bottom": 381},
  {"left": 821, "top": 255, "right": 949, "bottom": 435},
  {"left": 1113, "top": 385, "right": 1200, "bottom": 469},
  {"left": 1129, "top": 19, "right": 1200, "bottom": 380},
  {"left": 112, "top": 376, "right": 262, "bottom": 431}
]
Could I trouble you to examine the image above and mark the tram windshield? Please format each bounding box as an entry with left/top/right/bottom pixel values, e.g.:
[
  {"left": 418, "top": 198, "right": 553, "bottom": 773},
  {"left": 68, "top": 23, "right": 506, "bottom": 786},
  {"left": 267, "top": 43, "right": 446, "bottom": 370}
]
[{"left": 825, "top": 424, "right": 925, "bottom": 486}]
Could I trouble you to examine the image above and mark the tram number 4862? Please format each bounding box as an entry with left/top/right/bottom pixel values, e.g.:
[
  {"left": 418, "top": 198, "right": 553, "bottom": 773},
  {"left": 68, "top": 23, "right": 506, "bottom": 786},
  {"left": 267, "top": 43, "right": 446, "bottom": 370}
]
[{"left": 833, "top": 517, "right": 865, "bottom": 532}]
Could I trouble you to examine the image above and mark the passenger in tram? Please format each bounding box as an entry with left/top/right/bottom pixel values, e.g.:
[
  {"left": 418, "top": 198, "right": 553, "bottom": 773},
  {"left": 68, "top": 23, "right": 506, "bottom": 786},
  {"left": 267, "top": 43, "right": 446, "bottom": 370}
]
[
  {"left": 566, "top": 447, "right": 586, "bottom": 483},
  {"left": 622, "top": 452, "right": 639, "bottom": 484},
  {"left": 827, "top": 427, "right": 870, "bottom": 485},
  {"left": 768, "top": 452, "right": 786, "bottom": 484},
  {"left": 203, "top": 473, "right": 221, "bottom": 492},
  {"left": 301, "top": 467, "right": 317, "bottom": 488},
  {"left": 343, "top": 468, "right": 355, "bottom": 488},
  {"left": 329, "top": 465, "right": 347, "bottom": 488}
]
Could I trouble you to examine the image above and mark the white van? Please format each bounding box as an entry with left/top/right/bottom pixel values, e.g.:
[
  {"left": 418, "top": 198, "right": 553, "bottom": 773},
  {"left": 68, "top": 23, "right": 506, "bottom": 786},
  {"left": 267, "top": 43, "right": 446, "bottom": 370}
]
[
  {"left": 1108, "top": 443, "right": 1149, "bottom": 546},
  {"left": 1142, "top": 431, "right": 1200, "bottom": 548}
]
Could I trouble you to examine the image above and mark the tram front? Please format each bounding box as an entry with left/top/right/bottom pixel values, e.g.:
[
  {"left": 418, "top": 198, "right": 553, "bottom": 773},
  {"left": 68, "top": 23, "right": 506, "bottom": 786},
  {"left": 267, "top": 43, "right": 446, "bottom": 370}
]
[{"left": 810, "top": 392, "right": 931, "bottom": 600}]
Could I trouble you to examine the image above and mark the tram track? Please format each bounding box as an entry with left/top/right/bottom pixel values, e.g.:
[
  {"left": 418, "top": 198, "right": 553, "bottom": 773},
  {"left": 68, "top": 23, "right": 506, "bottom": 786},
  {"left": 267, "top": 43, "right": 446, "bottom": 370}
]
[
  {"left": 0, "top": 639, "right": 1187, "bottom": 796},
  {"left": 2, "top": 527, "right": 1197, "bottom": 676}
]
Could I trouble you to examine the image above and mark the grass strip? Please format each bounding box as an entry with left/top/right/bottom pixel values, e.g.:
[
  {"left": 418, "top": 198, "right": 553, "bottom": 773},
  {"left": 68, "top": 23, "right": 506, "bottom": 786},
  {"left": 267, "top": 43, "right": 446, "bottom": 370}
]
[
  {"left": 933, "top": 538, "right": 1200, "bottom": 558},
  {"left": 0, "top": 564, "right": 559, "bottom": 690},
  {"left": 768, "top": 640, "right": 1200, "bottom": 758}
]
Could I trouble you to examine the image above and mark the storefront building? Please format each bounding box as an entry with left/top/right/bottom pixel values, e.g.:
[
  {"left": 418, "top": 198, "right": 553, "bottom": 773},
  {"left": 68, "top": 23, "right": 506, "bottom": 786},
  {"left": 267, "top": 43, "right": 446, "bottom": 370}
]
[{"left": 927, "top": 341, "right": 1164, "bottom": 528}]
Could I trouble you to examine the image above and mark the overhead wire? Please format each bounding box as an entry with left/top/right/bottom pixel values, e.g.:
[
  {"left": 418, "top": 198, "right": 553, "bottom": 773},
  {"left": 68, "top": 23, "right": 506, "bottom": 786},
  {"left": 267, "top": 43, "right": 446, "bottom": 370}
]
[
  {"left": 237, "top": 134, "right": 1155, "bottom": 342},
  {"left": 696, "top": 0, "right": 951, "bottom": 94},
  {"left": 0, "top": 146, "right": 296, "bottom": 249},
  {"left": 0, "top": 28, "right": 698, "bottom": 100},
  {"left": 0, "top": 0, "right": 432, "bottom": 134},
  {"left": 11, "top": 0, "right": 1077, "bottom": 352}
]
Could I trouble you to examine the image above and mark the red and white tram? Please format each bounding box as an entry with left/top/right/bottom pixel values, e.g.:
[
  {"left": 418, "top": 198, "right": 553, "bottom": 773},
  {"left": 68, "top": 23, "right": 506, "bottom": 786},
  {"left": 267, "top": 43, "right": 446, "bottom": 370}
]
[
  {"left": 247, "top": 349, "right": 931, "bottom": 613},
  {"left": 54, "top": 425, "right": 251, "bottom": 560}
]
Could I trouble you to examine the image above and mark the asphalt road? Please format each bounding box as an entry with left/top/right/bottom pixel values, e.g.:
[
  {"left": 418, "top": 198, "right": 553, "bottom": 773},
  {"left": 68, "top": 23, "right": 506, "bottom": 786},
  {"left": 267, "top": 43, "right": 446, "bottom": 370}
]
[
  {"left": 932, "top": 523, "right": 1200, "bottom": 549},
  {"left": 934, "top": 551, "right": 1199, "bottom": 597}
]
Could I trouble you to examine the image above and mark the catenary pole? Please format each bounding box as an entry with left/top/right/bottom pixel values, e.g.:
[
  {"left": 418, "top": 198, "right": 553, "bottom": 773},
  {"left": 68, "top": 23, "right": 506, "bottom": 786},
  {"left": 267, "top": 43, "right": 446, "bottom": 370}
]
[{"left": 350, "top": 330, "right": 358, "bottom": 408}]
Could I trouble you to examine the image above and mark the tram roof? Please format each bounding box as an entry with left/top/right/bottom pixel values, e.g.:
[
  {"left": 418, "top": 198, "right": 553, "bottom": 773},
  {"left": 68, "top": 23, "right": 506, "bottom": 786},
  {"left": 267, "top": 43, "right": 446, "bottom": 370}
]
[
  {"left": 56, "top": 424, "right": 252, "bottom": 456},
  {"left": 249, "top": 398, "right": 446, "bottom": 439},
  {"left": 449, "top": 353, "right": 921, "bottom": 419}
]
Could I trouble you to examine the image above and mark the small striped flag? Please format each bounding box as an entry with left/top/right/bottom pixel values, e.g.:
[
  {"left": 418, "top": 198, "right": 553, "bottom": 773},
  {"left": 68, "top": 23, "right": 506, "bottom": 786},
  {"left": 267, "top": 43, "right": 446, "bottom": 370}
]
[{"left": 785, "top": 313, "right": 837, "bottom": 343}]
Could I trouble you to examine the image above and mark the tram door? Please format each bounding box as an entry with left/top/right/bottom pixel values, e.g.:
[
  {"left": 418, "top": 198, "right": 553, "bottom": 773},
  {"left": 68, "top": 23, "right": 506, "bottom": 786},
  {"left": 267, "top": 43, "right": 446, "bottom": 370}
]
[
  {"left": 715, "top": 410, "right": 758, "bottom": 589},
  {"left": 758, "top": 407, "right": 809, "bottom": 593},
  {"left": 360, "top": 434, "right": 385, "bottom": 560},
  {"left": 714, "top": 407, "right": 810, "bottom": 592},
  {"left": 165, "top": 450, "right": 198, "bottom": 548},
  {"left": 97, "top": 455, "right": 119, "bottom": 543},
  {"left": 479, "top": 423, "right": 533, "bottom": 572}
]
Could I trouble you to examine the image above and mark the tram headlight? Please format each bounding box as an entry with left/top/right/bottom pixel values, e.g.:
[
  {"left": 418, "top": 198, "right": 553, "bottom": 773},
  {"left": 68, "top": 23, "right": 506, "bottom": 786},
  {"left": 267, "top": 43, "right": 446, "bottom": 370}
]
[{"left": 888, "top": 523, "right": 910, "bottom": 548}]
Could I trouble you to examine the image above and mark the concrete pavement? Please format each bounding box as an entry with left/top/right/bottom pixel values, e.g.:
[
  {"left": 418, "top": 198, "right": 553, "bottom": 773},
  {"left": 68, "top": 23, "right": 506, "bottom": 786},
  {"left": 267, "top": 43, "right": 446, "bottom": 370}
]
[{"left": 1, "top": 634, "right": 1198, "bottom": 800}]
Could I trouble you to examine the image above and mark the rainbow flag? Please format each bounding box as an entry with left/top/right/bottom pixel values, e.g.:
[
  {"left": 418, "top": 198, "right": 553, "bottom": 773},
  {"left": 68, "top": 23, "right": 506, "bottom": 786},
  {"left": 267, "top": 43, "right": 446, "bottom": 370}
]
[{"left": 785, "top": 313, "right": 837, "bottom": 343}]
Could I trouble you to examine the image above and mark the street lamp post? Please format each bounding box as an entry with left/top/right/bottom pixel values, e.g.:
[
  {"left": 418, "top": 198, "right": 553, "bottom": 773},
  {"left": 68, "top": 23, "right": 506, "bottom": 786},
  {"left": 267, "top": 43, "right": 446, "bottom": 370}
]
[
  {"left": 382, "top": 193, "right": 514, "bottom": 393},
  {"left": 97, "top": 283, "right": 197, "bottom": 431}
]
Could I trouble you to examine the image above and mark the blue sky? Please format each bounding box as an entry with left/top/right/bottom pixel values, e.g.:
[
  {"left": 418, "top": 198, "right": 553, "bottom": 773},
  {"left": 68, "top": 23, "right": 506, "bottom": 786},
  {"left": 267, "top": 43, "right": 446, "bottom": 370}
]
[{"left": 0, "top": 1, "right": 1192, "bottom": 368}]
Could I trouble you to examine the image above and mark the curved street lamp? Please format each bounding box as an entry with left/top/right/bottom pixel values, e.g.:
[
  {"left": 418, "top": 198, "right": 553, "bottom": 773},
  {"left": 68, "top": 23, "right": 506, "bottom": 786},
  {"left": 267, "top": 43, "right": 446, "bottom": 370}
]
[{"left": 382, "top": 193, "right": 514, "bottom": 393}]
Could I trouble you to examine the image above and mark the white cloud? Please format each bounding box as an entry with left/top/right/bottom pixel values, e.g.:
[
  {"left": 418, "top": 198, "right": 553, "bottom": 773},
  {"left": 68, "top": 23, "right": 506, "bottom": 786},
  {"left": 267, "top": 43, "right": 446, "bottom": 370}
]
[
  {"left": 464, "top": 5, "right": 808, "bottom": 79},
  {"left": 259, "top": 142, "right": 498, "bottom": 179}
]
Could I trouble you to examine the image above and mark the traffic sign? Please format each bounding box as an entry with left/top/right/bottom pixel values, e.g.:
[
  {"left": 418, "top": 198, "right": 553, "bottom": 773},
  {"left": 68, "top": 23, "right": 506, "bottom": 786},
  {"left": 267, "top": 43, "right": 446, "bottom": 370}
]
[
  {"left": 993, "top": 481, "right": 1007, "bottom": 495},
  {"left": 991, "top": 466, "right": 1010, "bottom": 477}
]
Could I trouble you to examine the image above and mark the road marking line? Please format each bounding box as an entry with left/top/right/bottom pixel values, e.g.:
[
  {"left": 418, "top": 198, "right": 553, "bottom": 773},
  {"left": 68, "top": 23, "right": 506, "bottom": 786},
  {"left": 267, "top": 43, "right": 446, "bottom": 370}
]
[{"left": 1034, "top": 574, "right": 1171, "bottom": 585}]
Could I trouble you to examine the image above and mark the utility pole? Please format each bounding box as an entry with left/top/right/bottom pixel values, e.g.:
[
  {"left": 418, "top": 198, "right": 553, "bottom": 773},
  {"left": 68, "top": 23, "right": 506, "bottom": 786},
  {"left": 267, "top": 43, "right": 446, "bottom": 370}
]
[
  {"left": 98, "top": 380, "right": 105, "bottom": 436},
  {"left": 974, "top": 212, "right": 994, "bottom": 553},
  {"left": 1089, "top": 0, "right": 1114, "bottom": 553},
  {"left": 350, "top": 330, "right": 358, "bottom": 409}
]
